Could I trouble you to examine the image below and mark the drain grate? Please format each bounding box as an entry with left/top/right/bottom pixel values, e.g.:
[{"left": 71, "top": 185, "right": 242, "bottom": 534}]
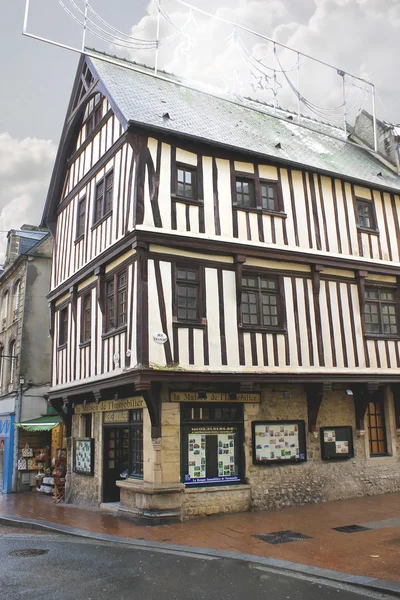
[
  {"left": 254, "top": 530, "right": 312, "bottom": 545},
  {"left": 8, "top": 549, "right": 49, "bottom": 557},
  {"left": 333, "top": 524, "right": 371, "bottom": 534}
]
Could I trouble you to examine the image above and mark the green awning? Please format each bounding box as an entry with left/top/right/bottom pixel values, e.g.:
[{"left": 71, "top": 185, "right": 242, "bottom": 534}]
[{"left": 14, "top": 415, "right": 62, "bottom": 431}]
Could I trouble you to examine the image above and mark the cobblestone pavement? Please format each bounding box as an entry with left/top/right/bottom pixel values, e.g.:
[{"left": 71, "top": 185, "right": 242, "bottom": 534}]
[{"left": 0, "top": 492, "right": 399, "bottom": 583}]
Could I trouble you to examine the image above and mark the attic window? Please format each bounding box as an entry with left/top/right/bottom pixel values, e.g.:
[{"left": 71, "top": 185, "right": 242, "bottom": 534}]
[
  {"left": 356, "top": 198, "right": 377, "bottom": 232},
  {"left": 175, "top": 165, "right": 197, "bottom": 200}
]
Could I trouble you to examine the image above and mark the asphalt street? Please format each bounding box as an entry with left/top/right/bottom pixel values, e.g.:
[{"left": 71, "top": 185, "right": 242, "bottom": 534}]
[{"left": 0, "top": 527, "right": 396, "bottom": 600}]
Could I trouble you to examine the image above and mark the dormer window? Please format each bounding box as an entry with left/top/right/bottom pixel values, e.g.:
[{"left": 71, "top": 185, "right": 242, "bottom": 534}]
[
  {"left": 356, "top": 198, "right": 377, "bottom": 232},
  {"left": 175, "top": 165, "right": 197, "bottom": 200}
]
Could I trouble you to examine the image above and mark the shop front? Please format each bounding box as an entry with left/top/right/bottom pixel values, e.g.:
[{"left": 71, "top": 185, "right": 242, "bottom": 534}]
[{"left": 0, "top": 414, "right": 14, "bottom": 494}]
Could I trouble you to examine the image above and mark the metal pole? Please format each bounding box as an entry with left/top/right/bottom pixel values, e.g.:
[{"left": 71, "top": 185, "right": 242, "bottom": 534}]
[
  {"left": 372, "top": 84, "right": 378, "bottom": 152},
  {"left": 23, "top": 0, "right": 31, "bottom": 33},
  {"left": 155, "top": 0, "right": 161, "bottom": 75},
  {"left": 342, "top": 74, "right": 347, "bottom": 135},
  {"left": 82, "top": 0, "right": 88, "bottom": 52},
  {"left": 297, "top": 53, "right": 300, "bottom": 124}
]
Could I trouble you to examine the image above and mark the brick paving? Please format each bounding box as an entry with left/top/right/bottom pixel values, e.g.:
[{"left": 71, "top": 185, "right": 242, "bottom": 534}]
[{"left": 0, "top": 492, "right": 399, "bottom": 582}]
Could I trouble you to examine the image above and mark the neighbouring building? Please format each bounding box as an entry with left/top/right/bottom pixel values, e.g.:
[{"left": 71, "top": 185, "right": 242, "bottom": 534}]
[
  {"left": 0, "top": 226, "right": 54, "bottom": 493},
  {"left": 42, "top": 53, "right": 400, "bottom": 523}
]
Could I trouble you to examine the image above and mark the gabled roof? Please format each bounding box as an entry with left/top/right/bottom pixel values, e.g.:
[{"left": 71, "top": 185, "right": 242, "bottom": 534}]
[{"left": 88, "top": 54, "right": 400, "bottom": 194}]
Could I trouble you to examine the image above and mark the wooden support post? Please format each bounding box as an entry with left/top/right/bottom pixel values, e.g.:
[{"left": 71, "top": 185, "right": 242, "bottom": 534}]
[{"left": 306, "top": 382, "right": 331, "bottom": 433}]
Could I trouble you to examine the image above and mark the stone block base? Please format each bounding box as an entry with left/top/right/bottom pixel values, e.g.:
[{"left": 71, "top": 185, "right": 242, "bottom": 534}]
[
  {"left": 116, "top": 480, "right": 184, "bottom": 525},
  {"left": 182, "top": 484, "right": 251, "bottom": 519}
]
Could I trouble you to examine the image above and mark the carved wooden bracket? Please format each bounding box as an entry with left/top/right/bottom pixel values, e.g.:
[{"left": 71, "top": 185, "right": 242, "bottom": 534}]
[
  {"left": 141, "top": 382, "right": 162, "bottom": 439},
  {"left": 306, "top": 382, "right": 331, "bottom": 433},
  {"left": 391, "top": 384, "right": 400, "bottom": 430},
  {"left": 95, "top": 266, "right": 105, "bottom": 314},
  {"left": 353, "top": 382, "right": 378, "bottom": 431},
  {"left": 240, "top": 381, "right": 254, "bottom": 393},
  {"left": 69, "top": 285, "right": 77, "bottom": 321},
  {"left": 234, "top": 255, "right": 246, "bottom": 308},
  {"left": 356, "top": 270, "right": 368, "bottom": 313},
  {"left": 49, "top": 397, "right": 72, "bottom": 438},
  {"left": 311, "top": 264, "right": 324, "bottom": 296},
  {"left": 48, "top": 301, "right": 55, "bottom": 340},
  {"left": 93, "top": 390, "right": 102, "bottom": 405}
]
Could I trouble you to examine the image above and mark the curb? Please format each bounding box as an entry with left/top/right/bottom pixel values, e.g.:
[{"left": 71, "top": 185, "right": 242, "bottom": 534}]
[{"left": 1, "top": 513, "right": 400, "bottom": 596}]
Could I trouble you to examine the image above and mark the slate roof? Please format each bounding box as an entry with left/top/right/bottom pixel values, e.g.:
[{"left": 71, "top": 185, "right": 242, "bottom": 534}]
[
  {"left": 13, "top": 230, "right": 48, "bottom": 256},
  {"left": 88, "top": 54, "right": 400, "bottom": 194}
]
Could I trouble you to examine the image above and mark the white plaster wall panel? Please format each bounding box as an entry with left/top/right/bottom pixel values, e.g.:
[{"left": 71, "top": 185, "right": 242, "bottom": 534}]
[
  {"left": 176, "top": 148, "right": 197, "bottom": 166},
  {"left": 319, "top": 281, "right": 333, "bottom": 367},
  {"left": 113, "top": 116, "right": 120, "bottom": 144},
  {"left": 193, "top": 329, "right": 204, "bottom": 367},
  {"left": 106, "top": 117, "right": 113, "bottom": 150},
  {"left": 112, "top": 149, "right": 122, "bottom": 241},
  {"left": 266, "top": 334, "right": 275, "bottom": 367},
  {"left": 361, "top": 233, "right": 370, "bottom": 258},
  {"left": 328, "top": 281, "right": 344, "bottom": 367},
  {"left": 367, "top": 340, "right": 378, "bottom": 369},
  {"left": 339, "top": 283, "right": 355, "bottom": 368},
  {"left": 306, "top": 278, "right": 320, "bottom": 367},
  {"left": 130, "top": 264, "right": 138, "bottom": 367},
  {"left": 349, "top": 284, "right": 366, "bottom": 368},
  {"left": 258, "top": 165, "right": 278, "bottom": 180},
  {"left": 126, "top": 158, "right": 137, "bottom": 234},
  {"left": 120, "top": 332, "right": 126, "bottom": 370},
  {"left": 202, "top": 157, "right": 215, "bottom": 235},
  {"left": 205, "top": 268, "right": 221, "bottom": 367},
  {"left": 158, "top": 143, "right": 172, "bottom": 230},
  {"left": 305, "top": 174, "right": 317, "bottom": 249},
  {"left": 378, "top": 340, "right": 388, "bottom": 369},
  {"left": 178, "top": 328, "right": 190, "bottom": 366},
  {"left": 275, "top": 218, "right": 285, "bottom": 246},
  {"left": 342, "top": 182, "right": 359, "bottom": 256},
  {"left": 234, "top": 161, "right": 254, "bottom": 174},
  {"left": 243, "top": 332, "right": 252, "bottom": 365},
  {"left": 295, "top": 278, "right": 310, "bottom": 367},
  {"left": 291, "top": 171, "right": 309, "bottom": 248},
  {"left": 96, "top": 303, "right": 102, "bottom": 376},
  {"left": 284, "top": 277, "right": 298, "bottom": 366},
  {"left": 277, "top": 335, "right": 286, "bottom": 367},
  {"left": 237, "top": 211, "right": 247, "bottom": 240},
  {"left": 383, "top": 193, "right": 400, "bottom": 262},
  {"left": 388, "top": 341, "right": 397, "bottom": 369},
  {"left": 255, "top": 334, "right": 264, "bottom": 367},
  {"left": 216, "top": 159, "right": 234, "bottom": 238},
  {"left": 176, "top": 203, "right": 186, "bottom": 232},
  {"left": 333, "top": 180, "right": 350, "bottom": 255},
  {"left": 222, "top": 270, "right": 239, "bottom": 365},
  {"left": 262, "top": 214, "right": 273, "bottom": 244},
  {"left": 279, "top": 169, "right": 296, "bottom": 247},
  {"left": 370, "top": 235, "right": 380, "bottom": 261},
  {"left": 190, "top": 205, "right": 199, "bottom": 234},
  {"left": 90, "top": 287, "right": 97, "bottom": 377},
  {"left": 312, "top": 174, "right": 327, "bottom": 251},
  {"left": 92, "top": 132, "right": 100, "bottom": 166},
  {"left": 249, "top": 212, "right": 258, "bottom": 242},
  {"left": 100, "top": 123, "right": 107, "bottom": 157},
  {"left": 148, "top": 260, "right": 166, "bottom": 366},
  {"left": 160, "top": 261, "right": 173, "bottom": 359},
  {"left": 354, "top": 185, "right": 371, "bottom": 199},
  {"left": 320, "top": 176, "right": 339, "bottom": 253}
]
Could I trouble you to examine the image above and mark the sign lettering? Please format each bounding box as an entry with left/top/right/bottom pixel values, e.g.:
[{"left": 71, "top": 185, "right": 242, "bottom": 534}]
[
  {"left": 104, "top": 411, "right": 129, "bottom": 423},
  {"left": 75, "top": 397, "right": 145, "bottom": 414},
  {"left": 170, "top": 392, "right": 260, "bottom": 403}
]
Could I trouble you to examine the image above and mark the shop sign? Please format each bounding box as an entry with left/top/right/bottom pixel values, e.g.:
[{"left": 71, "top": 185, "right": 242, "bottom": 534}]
[
  {"left": 75, "top": 397, "right": 145, "bottom": 415},
  {"left": 104, "top": 410, "right": 129, "bottom": 424},
  {"left": 170, "top": 391, "right": 260, "bottom": 403},
  {"left": 153, "top": 332, "right": 168, "bottom": 344}
]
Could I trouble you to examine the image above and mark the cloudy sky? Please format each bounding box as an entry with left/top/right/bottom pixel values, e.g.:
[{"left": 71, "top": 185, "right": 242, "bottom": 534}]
[{"left": 0, "top": 0, "right": 399, "bottom": 260}]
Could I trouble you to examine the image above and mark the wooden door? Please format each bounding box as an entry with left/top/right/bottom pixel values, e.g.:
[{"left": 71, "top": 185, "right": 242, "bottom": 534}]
[{"left": 103, "top": 427, "right": 129, "bottom": 502}]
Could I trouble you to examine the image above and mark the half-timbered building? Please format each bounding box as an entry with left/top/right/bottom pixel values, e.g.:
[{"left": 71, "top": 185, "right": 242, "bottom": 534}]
[{"left": 43, "top": 53, "right": 400, "bottom": 522}]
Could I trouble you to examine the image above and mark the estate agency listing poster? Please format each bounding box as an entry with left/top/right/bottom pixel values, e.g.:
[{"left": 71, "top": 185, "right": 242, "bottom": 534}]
[
  {"left": 253, "top": 421, "right": 306, "bottom": 463},
  {"left": 185, "top": 426, "right": 239, "bottom": 485}
]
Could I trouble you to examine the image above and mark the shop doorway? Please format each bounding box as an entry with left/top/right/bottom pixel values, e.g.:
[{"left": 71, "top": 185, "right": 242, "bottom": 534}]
[
  {"left": 103, "top": 427, "right": 129, "bottom": 502},
  {"left": 0, "top": 439, "right": 4, "bottom": 491}
]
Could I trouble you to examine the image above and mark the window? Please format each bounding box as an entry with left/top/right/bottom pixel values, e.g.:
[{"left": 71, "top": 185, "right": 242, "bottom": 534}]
[
  {"left": 83, "top": 413, "right": 92, "bottom": 438},
  {"left": 81, "top": 293, "right": 91, "bottom": 343},
  {"left": 176, "top": 165, "right": 197, "bottom": 200},
  {"left": 236, "top": 178, "right": 255, "bottom": 208},
  {"left": 94, "top": 170, "right": 113, "bottom": 225},
  {"left": 364, "top": 288, "right": 398, "bottom": 335},
  {"left": 76, "top": 196, "right": 86, "bottom": 239},
  {"left": 9, "top": 340, "right": 16, "bottom": 387},
  {"left": 86, "top": 99, "right": 103, "bottom": 137},
  {"left": 366, "top": 399, "right": 387, "bottom": 456},
  {"left": 13, "top": 281, "right": 20, "bottom": 321},
  {"left": 58, "top": 307, "right": 68, "bottom": 346},
  {"left": 241, "top": 274, "right": 281, "bottom": 329},
  {"left": 130, "top": 409, "right": 144, "bottom": 478},
  {"left": 356, "top": 199, "right": 376, "bottom": 230},
  {"left": 261, "top": 182, "right": 279, "bottom": 212},
  {"left": 2, "top": 291, "right": 9, "bottom": 329},
  {"left": 105, "top": 271, "right": 127, "bottom": 332},
  {"left": 176, "top": 267, "right": 199, "bottom": 322},
  {"left": 181, "top": 403, "right": 244, "bottom": 486}
]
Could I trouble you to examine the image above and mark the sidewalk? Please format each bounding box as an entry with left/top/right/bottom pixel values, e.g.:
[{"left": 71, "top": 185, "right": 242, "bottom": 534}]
[{"left": 0, "top": 492, "right": 399, "bottom": 586}]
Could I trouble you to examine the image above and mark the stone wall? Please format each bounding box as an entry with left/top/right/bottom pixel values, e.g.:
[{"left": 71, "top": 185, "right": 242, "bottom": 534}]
[
  {"left": 182, "top": 485, "right": 251, "bottom": 518},
  {"left": 246, "top": 385, "right": 400, "bottom": 511},
  {"left": 69, "top": 412, "right": 102, "bottom": 506}
]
